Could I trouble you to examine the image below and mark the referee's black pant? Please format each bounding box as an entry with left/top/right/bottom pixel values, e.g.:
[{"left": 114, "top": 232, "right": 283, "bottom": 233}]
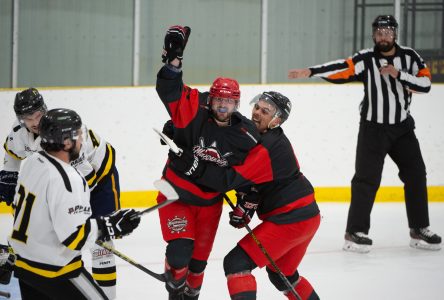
[{"left": 346, "top": 116, "right": 430, "bottom": 234}]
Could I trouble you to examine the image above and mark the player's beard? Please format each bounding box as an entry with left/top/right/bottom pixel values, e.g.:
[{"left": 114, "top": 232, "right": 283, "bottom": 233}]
[
  {"left": 68, "top": 141, "right": 81, "bottom": 162},
  {"left": 375, "top": 40, "right": 395, "bottom": 53}
]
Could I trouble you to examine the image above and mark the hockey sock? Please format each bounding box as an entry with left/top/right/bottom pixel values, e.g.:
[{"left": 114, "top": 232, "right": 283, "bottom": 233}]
[
  {"left": 165, "top": 260, "right": 188, "bottom": 294},
  {"left": 184, "top": 271, "right": 204, "bottom": 299},
  {"left": 227, "top": 272, "right": 256, "bottom": 300},
  {"left": 285, "top": 276, "right": 319, "bottom": 300},
  {"left": 91, "top": 242, "right": 116, "bottom": 299}
]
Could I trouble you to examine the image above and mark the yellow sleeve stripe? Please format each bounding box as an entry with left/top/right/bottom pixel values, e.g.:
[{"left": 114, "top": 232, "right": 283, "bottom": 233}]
[
  {"left": 66, "top": 224, "right": 86, "bottom": 251},
  {"left": 85, "top": 172, "right": 98, "bottom": 188},
  {"left": 96, "top": 144, "right": 114, "bottom": 183},
  {"left": 93, "top": 272, "right": 117, "bottom": 281},
  {"left": 3, "top": 139, "right": 25, "bottom": 160},
  {"left": 15, "top": 259, "right": 82, "bottom": 278}
]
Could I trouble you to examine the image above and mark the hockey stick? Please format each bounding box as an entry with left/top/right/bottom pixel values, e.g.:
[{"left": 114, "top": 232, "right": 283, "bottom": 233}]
[
  {"left": 223, "top": 194, "right": 302, "bottom": 300},
  {"left": 96, "top": 240, "right": 166, "bottom": 282},
  {"left": 95, "top": 179, "right": 179, "bottom": 282},
  {"left": 0, "top": 290, "right": 10, "bottom": 299},
  {"left": 131, "top": 179, "right": 179, "bottom": 220},
  {"left": 153, "top": 127, "right": 183, "bottom": 156}
]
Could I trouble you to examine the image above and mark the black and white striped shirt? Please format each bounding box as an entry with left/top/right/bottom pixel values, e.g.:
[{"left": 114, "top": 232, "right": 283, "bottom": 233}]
[{"left": 309, "top": 44, "right": 432, "bottom": 124}]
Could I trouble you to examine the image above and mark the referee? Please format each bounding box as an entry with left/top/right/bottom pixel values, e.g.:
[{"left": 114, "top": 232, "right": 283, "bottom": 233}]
[{"left": 288, "top": 15, "right": 441, "bottom": 253}]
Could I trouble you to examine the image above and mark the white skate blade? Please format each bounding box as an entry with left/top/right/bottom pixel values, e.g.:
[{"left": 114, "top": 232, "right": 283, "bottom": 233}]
[
  {"left": 410, "top": 238, "right": 442, "bottom": 251},
  {"left": 343, "top": 240, "right": 371, "bottom": 253}
]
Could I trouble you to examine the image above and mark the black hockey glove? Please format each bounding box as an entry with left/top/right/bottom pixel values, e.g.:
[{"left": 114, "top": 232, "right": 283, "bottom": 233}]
[
  {"left": 168, "top": 149, "right": 205, "bottom": 178},
  {"left": 162, "top": 25, "right": 191, "bottom": 65},
  {"left": 0, "top": 244, "right": 16, "bottom": 285},
  {"left": 0, "top": 170, "right": 19, "bottom": 206},
  {"left": 97, "top": 209, "right": 141, "bottom": 241},
  {"left": 229, "top": 188, "right": 260, "bottom": 229},
  {"left": 160, "top": 120, "right": 175, "bottom": 145}
]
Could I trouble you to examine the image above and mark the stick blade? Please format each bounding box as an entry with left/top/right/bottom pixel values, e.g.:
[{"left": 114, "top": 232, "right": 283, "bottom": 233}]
[{"left": 154, "top": 179, "right": 179, "bottom": 201}]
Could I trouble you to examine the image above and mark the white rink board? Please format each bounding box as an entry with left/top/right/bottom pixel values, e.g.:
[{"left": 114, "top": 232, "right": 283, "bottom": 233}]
[{"left": 1, "top": 83, "right": 443, "bottom": 191}]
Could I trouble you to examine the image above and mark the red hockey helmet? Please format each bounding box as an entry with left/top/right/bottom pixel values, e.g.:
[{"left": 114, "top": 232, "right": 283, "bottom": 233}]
[{"left": 209, "top": 77, "right": 240, "bottom": 100}]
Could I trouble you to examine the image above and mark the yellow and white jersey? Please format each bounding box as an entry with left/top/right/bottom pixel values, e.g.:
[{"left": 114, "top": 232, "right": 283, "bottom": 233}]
[
  {"left": 3, "top": 121, "right": 41, "bottom": 172},
  {"left": 72, "top": 125, "right": 116, "bottom": 190},
  {"left": 3, "top": 122, "right": 115, "bottom": 190},
  {"left": 8, "top": 151, "right": 99, "bottom": 279}
]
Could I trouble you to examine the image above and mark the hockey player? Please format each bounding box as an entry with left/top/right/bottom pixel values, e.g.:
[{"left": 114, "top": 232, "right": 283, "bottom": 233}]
[
  {"left": 8, "top": 108, "right": 140, "bottom": 300},
  {"left": 156, "top": 25, "right": 260, "bottom": 299},
  {"left": 0, "top": 88, "right": 121, "bottom": 298},
  {"left": 170, "top": 92, "right": 320, "bottom": 300},
  {"left": 288, "top": 15, "right": 441, "bottom": 253}
]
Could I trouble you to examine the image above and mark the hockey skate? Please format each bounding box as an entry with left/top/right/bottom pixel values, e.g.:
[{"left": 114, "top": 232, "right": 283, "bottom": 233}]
[
  {"left": 343, "top": 232, "right": 372, "bottom": 253},
  {"left": 409, "top": 227, "right": 442, "bottom": 251}
]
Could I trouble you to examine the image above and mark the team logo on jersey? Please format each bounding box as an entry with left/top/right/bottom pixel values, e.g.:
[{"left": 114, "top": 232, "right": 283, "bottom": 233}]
[
  {"left": 167, "top": 216, "right": 188, "bottom": 234},
  {"left": 68, "top": 205, "right": 91, "bottom": 215},
  {"left": 24, "top": 145, "right": 36, "bottom": 154},
  {"left": 92, "top": 248, "right": 113, "bottom": 259},
  {"left": 192, "top": 137, "right": 232, "bottom": 167},
  {"left": 70, "top": 152, "right": 86, "bottom": 168}
]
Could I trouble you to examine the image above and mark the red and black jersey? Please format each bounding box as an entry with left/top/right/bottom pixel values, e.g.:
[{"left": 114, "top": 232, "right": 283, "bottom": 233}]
[
  {"left": 156, "top": 65, "right": 260, "bottom": 206},
  {"left": 195, "top": 127, "right": 320, "bottom": 224}
]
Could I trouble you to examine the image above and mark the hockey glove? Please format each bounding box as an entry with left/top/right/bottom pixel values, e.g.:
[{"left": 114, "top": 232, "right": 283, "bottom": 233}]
[
  {"left": 229, "top": 189, "right": 260, "bottom": 229},
  {"left": 162, "top": 25, "right": 191, "bottom": 65},
  {"left": 0, "top": 170, "right": 19, "bottom": 206},
  {"left": 97, "top": 209, "right": 141, "bottom": 241},
  {"left": 0, "top": 244, "right": 16, "bottom": 285},
  {"left": 160, "top": 120, "right": 175, "bottom": 145},
  {"left": 168, "top": 149, "right": 205, "bottom": 178}
]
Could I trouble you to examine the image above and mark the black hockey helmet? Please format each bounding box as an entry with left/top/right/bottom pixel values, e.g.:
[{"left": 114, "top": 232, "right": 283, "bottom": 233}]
[
  {"left": 14, "top": 88, "right": 47, "bottom": 117},
  {"left": 250, "top": 91, "right": 292, "bottom": 122},
  {"left": 39, "top": 109, "right": 82, "bottom": 151},
  {"left": 372, "top": 15, "right": 398, "bottom": 37}
]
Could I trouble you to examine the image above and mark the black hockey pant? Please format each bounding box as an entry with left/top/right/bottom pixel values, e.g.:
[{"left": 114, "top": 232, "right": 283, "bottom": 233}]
[
  {"left": 18, "top": 267, "right": 108, "bottom": 300},
  {"left": 346, "top": 116, "right": 429, "bottom": 234}
]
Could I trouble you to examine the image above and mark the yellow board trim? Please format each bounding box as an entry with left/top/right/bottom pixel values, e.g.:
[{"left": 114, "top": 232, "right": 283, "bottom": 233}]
[
  {"left": 1, "top": 186, "right": 443, "bottom": 214},
  {"left": 92, "top": 272, "right": 117, "bottom": 281},
  {"left": 67, "top": 224, "right": 86, "bottom": 250},
  {"left": 15, "top": 259, "right": 82, "bottom": 278}
]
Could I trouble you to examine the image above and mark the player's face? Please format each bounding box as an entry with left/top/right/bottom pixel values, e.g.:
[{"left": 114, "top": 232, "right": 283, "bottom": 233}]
[
  {"left": 21, "top": 110, "right": 45, "bottom": 134},
  {"left": 68, "top": 129, "right": 83, "bottom": 162},
  {"left": 373, "top": 27, "right": 396, "bottom": 52},
  {"left": 251, "top": 100, "right": 279, "bottom": 133},
  {"left": 211, "top": 97, "right": 237, "bottom": 124}
]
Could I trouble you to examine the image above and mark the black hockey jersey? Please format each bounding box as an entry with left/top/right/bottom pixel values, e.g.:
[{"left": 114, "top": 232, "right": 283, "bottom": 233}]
[
  {"left": 156, "top": 65, "right": 260, "bottom": 206},
  {"left": 195, "top": 127, "right": 320, "bottom": 224}
]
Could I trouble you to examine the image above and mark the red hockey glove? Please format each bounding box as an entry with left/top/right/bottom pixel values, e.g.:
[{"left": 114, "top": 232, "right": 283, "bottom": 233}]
[
  {"left": 229, "top": 189, "right": 260, "bottom": 229},
  {"left": 162, "top": 25, "right": 191, "bottom": 65}
]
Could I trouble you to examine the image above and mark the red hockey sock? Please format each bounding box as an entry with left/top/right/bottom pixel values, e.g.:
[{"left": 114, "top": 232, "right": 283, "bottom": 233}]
[
  {"left": 165, "top": 260, "right": 188, "bottom": 282},
  {"left": 285, "top": 276, "right": 318, "bottom": 300},
  {"left": 186, "top": 271, "right": 204, "bottom": 290},
  {"left": 227, "top": 272, "right": 257, "bottom": 300}
]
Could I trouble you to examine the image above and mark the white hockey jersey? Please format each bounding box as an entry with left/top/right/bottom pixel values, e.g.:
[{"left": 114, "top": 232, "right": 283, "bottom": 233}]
[
  {"left": 3, "top": 121, "right": 116, "bottom": 189},
  {"left": 8, "top": 151, "right": 100, "bottom": 279}
]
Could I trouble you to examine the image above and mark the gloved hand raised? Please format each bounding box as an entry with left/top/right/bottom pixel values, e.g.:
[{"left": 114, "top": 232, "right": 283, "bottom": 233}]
[
  {"left": 97, "top": 209, "right": 141, "bottom": 241},
  {"left": 229, "top": 188, "right": 260, "bottom": 229},
  {"left": 169, "top": 149, "right": 205, "bottom": 178},
  {"left": 162, "top": 25, "right": 191, "bottom": 65},
  {"left": 0, "top": 170, "right": 19, "bottom": 206}
]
